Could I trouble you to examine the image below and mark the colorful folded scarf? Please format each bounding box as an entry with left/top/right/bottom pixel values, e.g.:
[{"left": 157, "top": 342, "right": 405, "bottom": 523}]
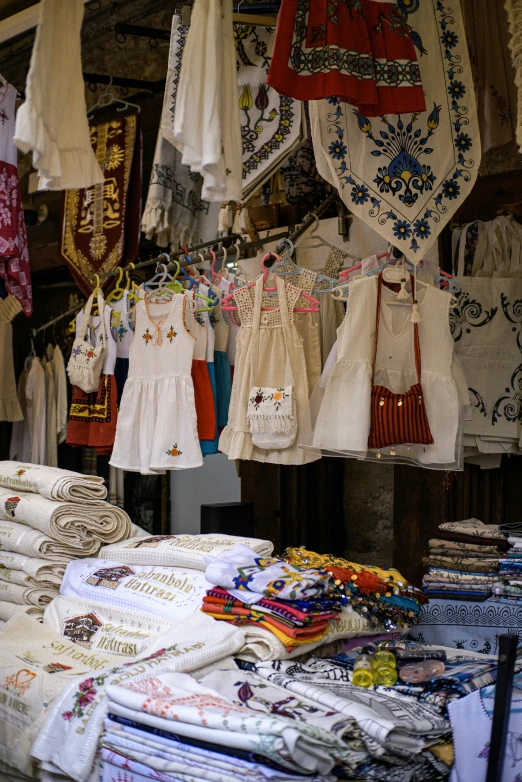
[
  {"left": 203, "top": 587, "right": 339, "bottom": 625},
  {"left": 201, "top": 604, "right": 328, "bottom": 641}
]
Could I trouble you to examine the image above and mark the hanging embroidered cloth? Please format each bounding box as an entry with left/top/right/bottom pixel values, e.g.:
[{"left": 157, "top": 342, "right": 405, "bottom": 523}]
[
  {"left": 60, "top": 113, "right": 142, "bottom": 296},
  {"left": 0, "top": 83, "right": 32, "bottom": 316},
  {"left": 267, "top": 0, "right": 427, "bottom": 114},
  {"left": 310, "top": 0, "right": 479, "bottom": 262},
  {"left": 236, "top": 23, "right": 307, "bottom": 199}
]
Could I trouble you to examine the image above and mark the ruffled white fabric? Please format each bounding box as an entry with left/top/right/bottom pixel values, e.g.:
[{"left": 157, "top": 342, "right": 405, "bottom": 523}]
[
  {"left": 505, "top": 0, "right": 522, "bottom": 151},
  {"left": 13, "top": 0, "right": 104, "bottom": 190}
]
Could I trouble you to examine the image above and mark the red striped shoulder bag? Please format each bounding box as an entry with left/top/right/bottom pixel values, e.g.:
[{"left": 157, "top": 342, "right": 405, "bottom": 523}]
[{"left": 367, "top": 273, "right": 434, "bottom": 454}]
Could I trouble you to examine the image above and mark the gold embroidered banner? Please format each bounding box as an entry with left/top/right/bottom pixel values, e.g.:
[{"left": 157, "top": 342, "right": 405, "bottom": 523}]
[{"left": 60, "top": 113, "right": 142, "bottom": 295}]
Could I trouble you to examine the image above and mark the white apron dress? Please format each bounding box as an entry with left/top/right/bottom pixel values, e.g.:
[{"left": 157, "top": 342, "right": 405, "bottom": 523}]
[
  {"left": 305, "top": 275, "right": 467, "bottom": 469},
  {"left": 110, "top": 294, "right": 202, "bottom": 474},
  {"left": 219, "top": 275, "right": 320, "bottom": 465}
]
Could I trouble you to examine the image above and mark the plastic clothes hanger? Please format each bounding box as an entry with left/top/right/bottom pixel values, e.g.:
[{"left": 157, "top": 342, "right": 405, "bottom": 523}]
[
  {"left": 88, "top": 76, "right": 141, "bottom": 119},
  {"left": 145, "top": 263, "right": 175, "bottom": 302},
  {"left": 221, "top": 252, "right": 321, "bottom": 313},
  {"left": 294, "top": 213, "right": 361, "bottom": 263},
  {"left": 106, "top": 266, "right": 125, "bottom": 302},
  {"left": 267, "top": 238, "right": 339, "bottom": 295}
]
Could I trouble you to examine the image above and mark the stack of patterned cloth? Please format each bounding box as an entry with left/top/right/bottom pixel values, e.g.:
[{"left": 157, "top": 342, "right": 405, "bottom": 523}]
[
  {"left": 422, "top": 519, "right": 508, "bottom": 601},
  {"left": 285, "top": 547, "right": 428, "bottom": 631},
  {"left": 0, "top": 461, "right": 140, "bottom": 625},
  {"left": 492, "top": 522, "right": 522, "bottom": 601},
  {"left": 202, "top": 544, "right": 343, "bottom": 652}
]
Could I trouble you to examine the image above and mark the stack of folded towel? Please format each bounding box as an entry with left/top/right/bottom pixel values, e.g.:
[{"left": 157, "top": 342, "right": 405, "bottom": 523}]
[
  {"left": 492, "top": 523, "right": 522, "bottom": 600},
  {"left": 201, "top": 544, "right": 344, "bottom": 652},
  {"left": 0, "top": 462, "right": 137, "bottom": 623},
  {"left": 422, "top": 519, "right": 508, "bottom": 601}
]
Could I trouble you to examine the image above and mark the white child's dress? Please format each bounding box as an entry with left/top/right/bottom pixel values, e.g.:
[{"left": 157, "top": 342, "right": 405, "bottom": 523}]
[{"left": 110, "top": 294, "right": 203, "bottom": 473}]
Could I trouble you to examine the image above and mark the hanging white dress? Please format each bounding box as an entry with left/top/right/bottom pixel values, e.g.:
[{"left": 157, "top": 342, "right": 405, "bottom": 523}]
[
  {"left": 304, "top": 275, "right": 468, "bottom": 469},
  {"left": 13, "top": 0, "right": 104, "bottom": 190},
  {"left": 110, "top": 295, "right": 202, "bottom": 474},
  {"left": 219, "top": 275, "right": 320, "bottom": 465}
]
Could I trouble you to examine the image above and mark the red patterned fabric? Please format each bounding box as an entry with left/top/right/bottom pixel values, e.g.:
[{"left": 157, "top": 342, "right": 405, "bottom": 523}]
[
  {"left": 0, "top": 83, "right": 32, "bottom": 316},
  {"left": 367, "top": 273, "right": 433, "bottom": 450},
  {"left": 267, "top": 0, "right": 426, "bottom": 115},
  {"left": 66, "top": 374, "right": 118, "bottom": 455}
]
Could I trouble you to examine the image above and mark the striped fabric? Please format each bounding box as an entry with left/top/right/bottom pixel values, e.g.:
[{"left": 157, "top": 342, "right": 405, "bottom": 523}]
[{"left": 368, "top": 274, "right": 433, "bottom": 450}]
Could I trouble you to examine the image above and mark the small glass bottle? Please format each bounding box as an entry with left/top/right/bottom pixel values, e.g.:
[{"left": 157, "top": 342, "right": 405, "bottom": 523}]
[
  {"left": 399, "top": 659, "right": 446, "bottom": 683},
  {"left": 372, "top": 645, "right": 398, "bottom": 686},
  {"left": 353, "top": 648, "right": 374, "bottom": 688}
]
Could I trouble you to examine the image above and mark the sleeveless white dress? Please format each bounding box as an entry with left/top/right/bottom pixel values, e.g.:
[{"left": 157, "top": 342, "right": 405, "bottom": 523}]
[
  {"left": 110, "top": 294, "right": 202, "bottom": 474},
  {"left": 304, "top": 275, "right": 468, "bottom": 469}
]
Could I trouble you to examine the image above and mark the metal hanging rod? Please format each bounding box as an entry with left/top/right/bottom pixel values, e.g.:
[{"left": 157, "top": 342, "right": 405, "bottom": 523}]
[
  {"left": 114, "top": 23, "right": 171, "bottom": 43},
  {"left": 31, "top": 303, "right": 84, "bottom": 337},
  {"left": 83, "top": 73, "right": 166, "bottom": 93},
  {"left": 92, "top": 191, "right": 341, "bottom": 283},
  {"left": 233, "top": 2, "right": 281, "bottom": 11}
]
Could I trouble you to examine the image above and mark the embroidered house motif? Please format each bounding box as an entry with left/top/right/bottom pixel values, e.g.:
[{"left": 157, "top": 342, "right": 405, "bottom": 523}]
[
  {"left": 63, "top": 613, "right": 103, "bottom": 649},
  {"left": 85, "top": 565, "right": 135, "bottom": 589},
  {"left": 4, "top": 496, "right": 20, "bottom": 517}
]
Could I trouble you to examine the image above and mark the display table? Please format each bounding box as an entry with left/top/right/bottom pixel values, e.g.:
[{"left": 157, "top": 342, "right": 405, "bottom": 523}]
[{"left": 409, "top": 598, "right": 522, "bottom": 655}]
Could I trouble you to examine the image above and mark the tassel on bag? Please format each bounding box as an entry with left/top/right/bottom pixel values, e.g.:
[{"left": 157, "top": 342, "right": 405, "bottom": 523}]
[
  {"left": 410, "top": 300, "right": 421, "bottom": 323},
  {"left": 218, "top": 202, "right": 234, "bottom": 233},
  {"left": 397, "top": 277, "right": 410, "bottom": 300}
]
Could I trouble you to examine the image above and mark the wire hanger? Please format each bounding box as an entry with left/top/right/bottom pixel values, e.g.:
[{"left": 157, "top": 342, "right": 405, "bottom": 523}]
[{"left": 88, "top": 76, "right": 141, "bottom": 119}]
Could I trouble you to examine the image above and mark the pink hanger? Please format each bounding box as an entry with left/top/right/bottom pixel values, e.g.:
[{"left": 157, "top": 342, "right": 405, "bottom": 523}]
[
  {"left": 221, "top": 252, "right": 321, "bottom": 313},
  {"left": 339, "top": 251, "right": 390, "bottom": 283}
]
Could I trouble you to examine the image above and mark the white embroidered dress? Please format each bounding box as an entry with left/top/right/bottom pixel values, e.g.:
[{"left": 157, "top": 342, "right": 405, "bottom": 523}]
[
  {"left": 219, "top": 275, "right": 320, "bottom": 465},
  {"left": 306, "top": 275, "right": 467, "bottom": 469},
  {"left": 110, "top": 295, "right": 202, "bottom": 474}
]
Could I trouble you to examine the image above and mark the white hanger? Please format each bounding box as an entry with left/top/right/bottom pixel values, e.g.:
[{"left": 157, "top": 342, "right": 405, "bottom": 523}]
[{"left": 88, "top": 76, "right": 141, "bottom": 119}]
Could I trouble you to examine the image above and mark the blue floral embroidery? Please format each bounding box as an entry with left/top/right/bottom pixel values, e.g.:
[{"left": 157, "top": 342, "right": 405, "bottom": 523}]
[
  {"left": 393, "top": 220, "right": 412, "bottom": 240},
  {"left": 448, "top": 80, "right": 466, "bottom": 101},
  {"left": 442, "top": 178, "right": 460, "bottom": 200},
  {"left": 441, "top": 30, "right": 458, "bottom": 48},
  {"left": 329, "top": 140, "right": 347, "bottom": 160},
  {"left": 413, "top": 218, "right": 431, "bottom": 238},
  {"left": 351, "top": 184, "right": 369, "bottom": 205},
  {"left": 455, "top": 132, "right": 472, "bottom": 153}
]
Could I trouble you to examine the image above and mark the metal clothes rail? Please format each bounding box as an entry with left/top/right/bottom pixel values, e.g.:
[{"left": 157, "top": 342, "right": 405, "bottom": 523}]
[
  {"left": 92, "top": 191, "right": 340, "bottom": 283},
  {"left": 31, "top": 303, "right": 85, "bottom": 338}
]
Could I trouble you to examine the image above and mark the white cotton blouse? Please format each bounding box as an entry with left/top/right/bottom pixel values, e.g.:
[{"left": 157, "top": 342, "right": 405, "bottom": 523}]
[
  {"left": 13, "top": 0, "right": 104, "bottom": 190},
  {"left": 302, "top": 275, "right": 470, "bottom": 469}
]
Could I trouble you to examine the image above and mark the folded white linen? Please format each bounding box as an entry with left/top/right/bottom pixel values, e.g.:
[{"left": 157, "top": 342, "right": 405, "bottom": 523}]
[
  {"left": 0, "top": 550, "right": 66, "bottom": 581},
  {"left": 60, "top": 558, "right": 212, "bottom": 621},
  {"left": 32, "top": 614, "right": 245, "bottom": 782},
  {"left": 44, "top": 594, "right": 207, "bottom": 659},
  {"left": 99, "top": 533, "right": 273, "bottom": 570},
  {"left": 0, "top": 563, "right": 61, "bottom": 589},
  {"left": 0, "top": 461, "right": 107, "bottom": 502},
  {"left": 0, "top": 601, "right": 43, "bottom": 623},
  {"left": 0, "top": 518, "right": 81, "bottom": 561},
  {"left": 0, "top": 578, "right": 55, "bottom": 607},
  {"left": 104, "top": 671, "right": 352, "bottom": 775},
  {"left": 0, "top": 488, "right": 131, "bottom": 549},
  {"left": 0, "top": 613, "right": 120, "bottom": 777}
]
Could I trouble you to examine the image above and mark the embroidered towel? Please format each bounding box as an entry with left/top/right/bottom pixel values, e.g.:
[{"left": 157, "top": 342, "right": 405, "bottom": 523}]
[
  {"left": 0, "top": 461, "right": 107, "bottom": 503},
  {"left": 0, "top": 613, "right": 119, "bottom": 778},
  {"left": 142, "top": 15, "right": 207, "bottom": 248},
  {"left": 0, "top": 580, "right": 55, "bottom": 607},
  {"left": 32, "top": 615, "right": 245, "bottom": 782},
  {"left": 439, "top": 519, "right": 507, "bottom": 540},
  {"left": 0, "top": 551, "right": 65, "bottom": 582},
  {"left": 0, "top": 601, "right": 43, "bottom": 623},
  {"left": 309, "top": 0, "right": 479, "bottom": 262},
  {"left": 44, "top": 594, "right": 194, "bottom": 659},
  {"left": 0, "top": 565, "right": 59, "bottom": 589},
  {"left": 99, "top": 533, "right": 273, "bottom": 570},
  {"left": 0, "top": 519, "right": 77, "bottom": 562},
  {"left": 104, "top": 671, "right": 351, "bottom": 776},
  {"left": 60, "top": 559, "right": 211, "bottom": 621},
  {"left": 204, "top": 544, "right": 330, "bottom": 601},
  {"left": 0, "top": 488, "right": 131, "bottom": 552}
]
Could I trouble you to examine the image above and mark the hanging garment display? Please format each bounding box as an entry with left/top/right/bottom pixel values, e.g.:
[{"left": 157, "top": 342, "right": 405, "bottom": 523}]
[
  {"left": 66, "top": 374, "right": 118, "bottom": 455},
  {"left": 110, "top": 294, "right": 203, "bottom": 473},
  {"left": 46, "top": 344, "right": 68, "bottom": 446},
  {"left": 505, "top": 0, "right": 522, "bottom": 152},
  {"left": 211, "top": 288, "right": 233, "bottom": 428},
  {"left": 173, "top": 0, "right": 242, "bottom": 202},
  {"left": 0, "top": 82, "right": 32, "bottom": 316},
  {"left": 304, "top": 274, "right": 468, "bottom": 468},
  {"left": 13, "top": 0, "right": 104, "bottom": 191},
  {"left": 236, "top": 23, "right": 307, "bottom": 200},
  {"left": 309, "top": 0, "right": 479, "bottom": 262},
  {"left": 452, "top": 277, "right": 522, "bottom": 457},
  {"left": 281, "top": 138, "right": 332, "bottom": 209},
  {"left": 60, "top": 113, "right": 141, "bottom": 296},
  {"left": 108, "top": 288, "right": 134, "bottom": 404},
  {"left": 67, "top": 291, "right": 108, "bottom": 393},
  {"left": 0, "top": 320, "right": 23, "bottom": 422},
  {"left": 185, "top": 292, "right": 216, "bottom": 441},
  {"left": 267, "top": 0, "right": 427, "bottom": 112},
  {"left": 9, "top": 357, "right": 47, "bottom": 465},
  {"left": 142, "top": 15, "right": 209, "bottom": 248},
  {"left": 220, "top": 275, "right": 320, "bottom": 465},
  {"left": 461, "top": 0, "right": 517, "bottom": 153}
]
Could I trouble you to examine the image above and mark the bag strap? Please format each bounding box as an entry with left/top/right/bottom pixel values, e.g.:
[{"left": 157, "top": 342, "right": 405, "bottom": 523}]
[
  {"left": 371, "top": 273, "right": 421, "bottom": 386},
  {"left": 77, "top": 293, "right": 95, "bottom": 342}
]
